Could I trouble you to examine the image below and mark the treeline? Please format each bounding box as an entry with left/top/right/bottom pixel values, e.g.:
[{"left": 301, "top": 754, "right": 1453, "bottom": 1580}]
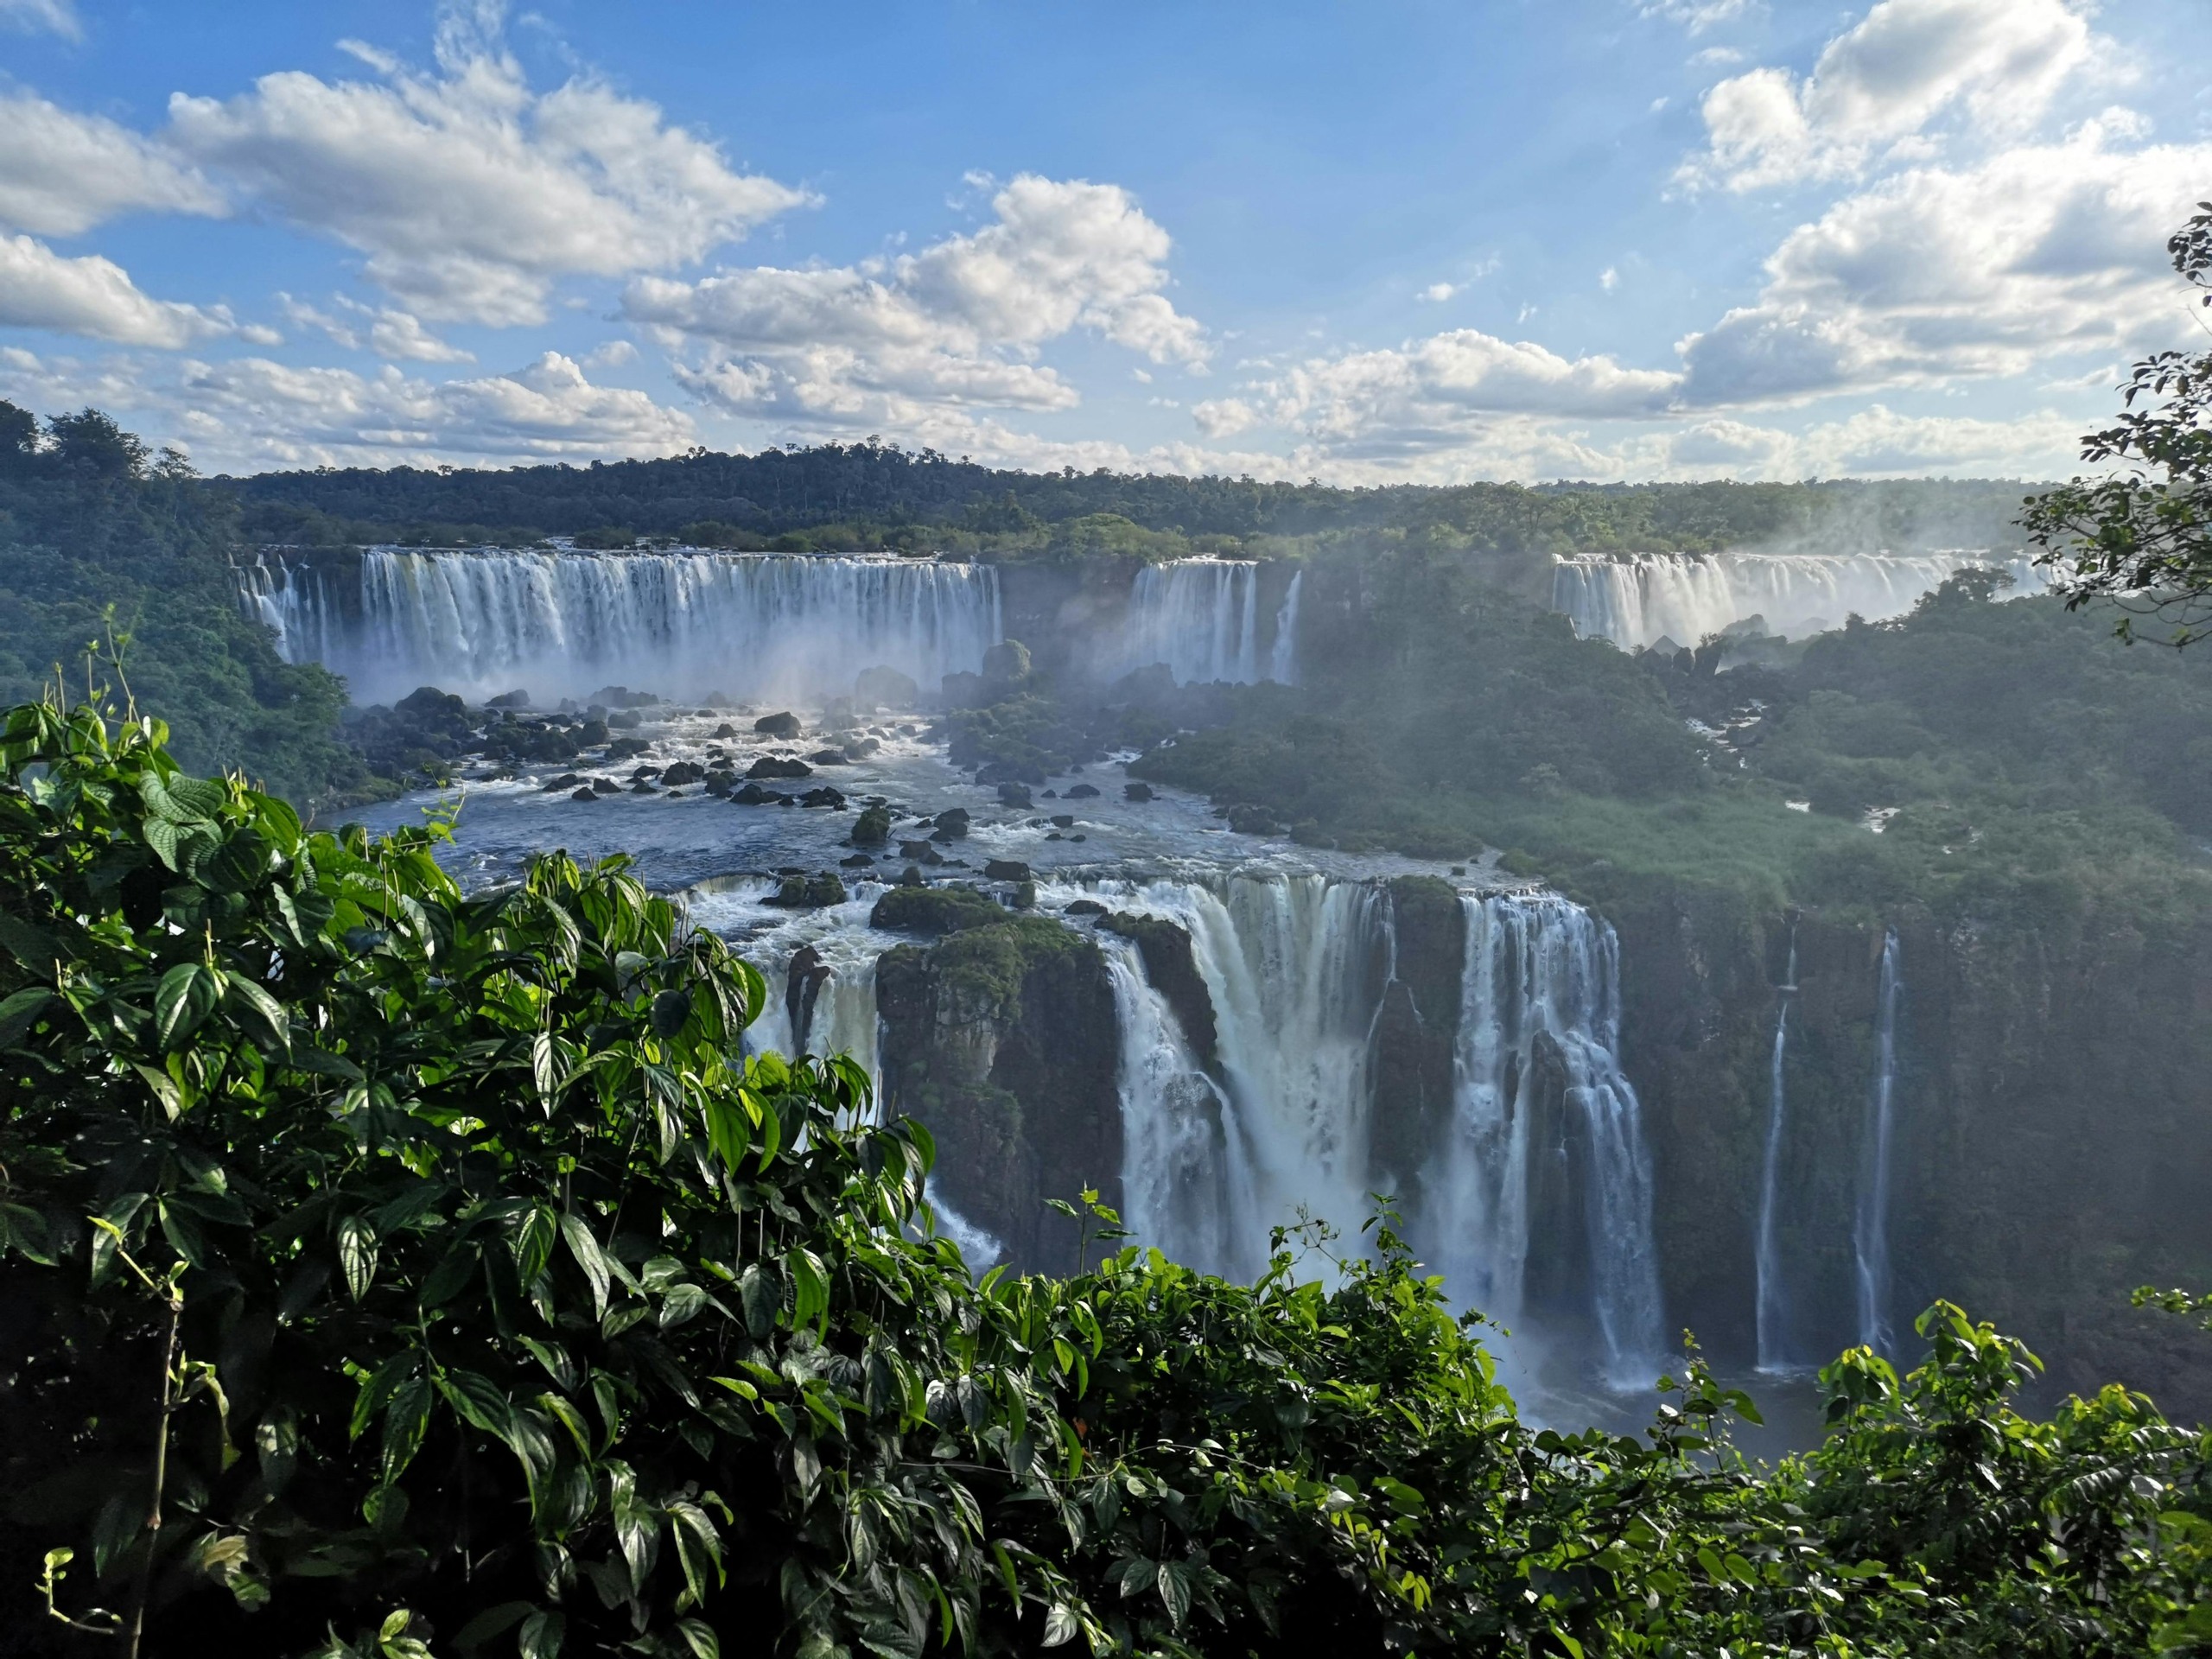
[
  {"left": 222, "top": 439, "right": 2037, "bottom": 557},
  {"left": 2, "top": 701, "right": 2207, "bottom": 1657}
]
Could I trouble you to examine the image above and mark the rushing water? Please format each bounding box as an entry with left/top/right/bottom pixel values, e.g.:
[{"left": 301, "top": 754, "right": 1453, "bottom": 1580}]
[
  {"left": 1120, "top": 559, "right": 1299, "bottom": 685},
  {"left": 1552, "top": 550, "right": 2048, "bottom": 649},
  {"left": 1755, "top": 925, "right": 1799, "bottom": 1375},
  {"left": 1854, "top": 931, "right": 1904, "bottom": 1357}
]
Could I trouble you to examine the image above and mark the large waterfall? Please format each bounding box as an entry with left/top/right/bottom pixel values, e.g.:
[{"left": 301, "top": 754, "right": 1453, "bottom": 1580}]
[
  {"left": 1755, "top": 925, "right": 1799, "bottom": 1374},
  {"left": 1854, "top": 931, "right": 1904, "bottom": 1357},
  {"left": 1427, "top": 895, "right": 1666, "bottom": 1385},
  {"left": 1121, "top": 560, "right": 1300, "bottom": 685},
  {"left": 1091, "top": 874, "right": 1662, "bottom": 1385},
  {"left": 1553, "top": 550, "right": 2049, "bottom": 649},
  {"left": 255, "top": 548, "right": 1004, "bottom": 706}
]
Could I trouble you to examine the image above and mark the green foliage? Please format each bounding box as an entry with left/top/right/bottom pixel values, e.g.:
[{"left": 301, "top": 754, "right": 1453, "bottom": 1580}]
[
  {"left": 2024, "top": 205, "right": 2212, "bottom": 646},
  {"left": 2, "top": 701, "right": 2206, "bottom": 1657}
]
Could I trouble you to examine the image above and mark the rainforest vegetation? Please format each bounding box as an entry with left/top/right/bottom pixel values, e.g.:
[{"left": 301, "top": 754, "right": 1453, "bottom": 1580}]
[{"left": 0, "top": 700, "right": 2207, "bottom": 1659}]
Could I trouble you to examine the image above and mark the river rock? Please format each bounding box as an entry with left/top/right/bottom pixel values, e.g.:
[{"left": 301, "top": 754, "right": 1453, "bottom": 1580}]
[
  {"left": 1100, "top": 912, "right": 1218, "bottom": 1067},
  {"left": 799, "top": 786, "right": 847, "bottom": 810},
  {"left": 785, "top": 944, "right": 833, "bottom": 1052},
  {"left": 486, "top": 689, "right": 531, "bottom": 709},
  {"left": 1123, "top": 782, "right": 1154, "bottom": 802},
  {"left": 809, "top": 748, "right": 850, "bottom": 766},
  {"left": 541, "top": 772, "right": 581, "bottom": 792},
  {"left": 868, "top": 884, "right": 1006, "bottom": 935},
  {"left": 855, "top": 664, "right": 919, "bottom": 709},
  {"left": 1065, "top": 899, "right": 1107, "bottom": 917},
  {"left": 569, "top": 787, "right": 597, "bottom": 803},
  {"left": 1065, "top": 783, "right": 1100, "bottom": 799},
  {"left": 660, "top": 760, "right": 707, "bottom": 786},
  {"left": 1051, "top": 814, "right": 1075, "bottom": 829},
  {"left": 850, "top": 804, "right": 893, "bottom": 847},
  {"left": 590, "top": 778, "right": 620, "bottom": 795},
  {"left": 747, "top": 756, "right": 813, "bottom": 779},
  {"left": 753, "top": 711, "right": 803, "bottom": 739},
  {"left": 997, "top": 783, "right": 1033, "bottom": 808},
  {"left": 766, "top": 872, "right": 848, "bottom": 909},
  {"left": 983, "top": 859, "right": 1032, "bottom": 883},
  {"left": 730, "top": 781, "right": 778, "bottom": 804}
]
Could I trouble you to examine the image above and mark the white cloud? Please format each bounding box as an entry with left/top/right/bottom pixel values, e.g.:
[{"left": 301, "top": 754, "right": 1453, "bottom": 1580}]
[
  {"left": 1641, "top": 0, "right": 1758, "bottom": 35},
  {"left": 1599, "top": 267, "right": 1621, "bottom": 292},
  {"left": 627, "top": 173, "right": 1207, "bottom": 429},
  {"left": 1420, "top": 282, "right": 1459, "bottom": 302},
  {"left": 1192, "top": 398, "right": 1258, "bottom": 438},
  {"left": 0, "top": 92, "right": 226, "bottom": 238},
  {"left": 280, "top": 293, "right": 473, "bottom": 362},
  {"left": 1238, "top": 328, "right": 1681, "bottom": 461},
  {"left": 1678, "top": 122, "right": 2212, "bottom": 404},
  {"left": 1681, "top": 0, "right": 2099, "bottom": 192},
  {"left": 582, "top": 339, "right": 638, "bottom": 369},
  {"left": 164, "top": 2, "right": 807, "bottom": 325},
  {"left": 0, "top": 235, "right": 253, "bottom": 347},
  {"left": 0, "top": 346, "right": 695, "bottom": 471},
  {"left": 1, "top": 0, "right": 79, "bottom": 38}
]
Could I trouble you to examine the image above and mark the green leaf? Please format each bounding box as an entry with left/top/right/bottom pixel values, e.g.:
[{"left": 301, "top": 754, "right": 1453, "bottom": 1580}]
[
  {"left": 517, "top": 1609, "right": 565, "bottom": 1659},
  {"left": 154, "top": 962, "right": 220, "bottom": 1052},
  {"left": 222, "top": 976, "right": 293, "bottom": 1058},
  {"left": 512, "top": 1204, "right": 556, "bottom": 1284},
  {"left": 0, "top": 1201, "right": 56, "bottom": 1265},
  {"left": 143, "top": 815, "right": 181, "bottom": 871},
  {"left": 560, "top": 1212, "right": 611, "bottom": 1318},
  {"left": 651, "top": 988, "right": 692, "bottom": 1037},
  {"left": 452, "top": 1602, "right": 533, "bottom": 1654},
  {"left": 338, "top": 1217, "right": 378, "bottom": 1300},
  {"left": 1041, "top": 1603, "right": 1081, "bottom": 1648},
  {"left": 0, "top": 912, "right": 67, "bottom": 976},
  {"left": 436, "top": 1370, "right": 512, "bottom": 1437},
  {"left": 0, "top": 986, "right": 56, "bottom": 1049}
]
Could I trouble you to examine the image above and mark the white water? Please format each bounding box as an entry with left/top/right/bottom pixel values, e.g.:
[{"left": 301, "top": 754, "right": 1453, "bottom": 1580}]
[
  {"left": 237, "top": 555, "right": 349, "bottom": 669},
  {"left": 1553, "top": 550, "right": 2048, "bottom": 649},
  {"left": 1427, "top": 896, "right": 1666, "bottom": 1386},
  {"left": 1755, "top": 926, "right": 1799, "bottom": 1374},
  {"left": 1121, "top": 560, "right": 1298, "bottom": 685},
  {"left": 255, "top": 547, "right": 1003, "bottom": 707},
  {"left": 1854, "top": 931, "right": 1903, "bottom": 1357}
]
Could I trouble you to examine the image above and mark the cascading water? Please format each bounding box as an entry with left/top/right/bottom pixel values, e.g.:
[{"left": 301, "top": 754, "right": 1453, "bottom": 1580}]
[
  {"left": 1426, "top": 895, "right": 1666, "bottom": 1387},
  {"left": 236, "top": 555, "right": 348, "bottom": 668},
  {"left": 253, "top": 547, "right": 1003, "bottom": 706},
  {"left": 1121, "top": 560, "right": 1298, "bottom": 685},
  {"left": 1076, "top": 873, "right": 1390, "bottom": 1281},
  {"left": 1854, "top": 931, "right": 1904, "bottom": 1357},
  {"left": 1755, "top": 925, "right": 1799, "bottom": 1374},
  {"left": 1552, "top": 550, "right": 2048, "bottom": 649}
]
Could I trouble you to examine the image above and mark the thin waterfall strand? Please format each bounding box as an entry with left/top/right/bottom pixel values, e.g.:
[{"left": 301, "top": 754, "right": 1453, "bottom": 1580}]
[
  {"left": 1755, "top": 925, "right": 1799, "bottom": 1374},
  {"left": 1553, "top": 550, "right": 2048, "bottom": 649},
  {"left": 1854, "top": 931, "right": 1904, "bottom": 1357},
  {"left": 1268, "top": 569, "right": 1304, "bottom": 685},
  {"left": 1122, "top": 561, "right": 1277, "bottom": 684}
]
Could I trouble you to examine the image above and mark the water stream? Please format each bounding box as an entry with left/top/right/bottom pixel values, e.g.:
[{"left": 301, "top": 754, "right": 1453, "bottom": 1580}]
[
  {"left": 1755, "top": 925, "right": 1799, "bottom": 1375},
  {"left": 1854, "top": 931, "right": 1904, "bottom": 1357}
]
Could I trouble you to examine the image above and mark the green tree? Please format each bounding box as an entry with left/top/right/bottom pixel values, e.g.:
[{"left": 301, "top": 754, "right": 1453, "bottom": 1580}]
[{"left": 2024, "top": 205, "right": 2212, "bottom": 645}]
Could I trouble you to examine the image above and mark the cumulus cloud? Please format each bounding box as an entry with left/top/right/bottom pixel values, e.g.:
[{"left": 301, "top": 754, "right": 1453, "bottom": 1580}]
[
  {"left": 164, "top": 3, "right": 807, "bottom": 325},
  {"left": 1233, "top": 328, "right": 1680, "bottom": 461},
  {"left": 1678, "top": 122, "right": 2212, "bottom": 404},
  {"left": 0, "top": 346, "right": 695, "bottom": 471},
  {"left": 1192, "top": 398, "right": 1258, "bottom": 438},
  {"left": 0, "top": 235, "right": 264, "bottom": 348},
  {"left": 1680, "top": 0, "right": 2098, "bottom": 192},
  {"left": 280, "top": 293, "right": 474, "bottom": 362},
  {"left": 1640, "top": 0, "right": 1758, "bottom": 35},
  {"left": 626, "top": 174, "right": 1207, "bottom": 429},
  {"left": 0, "top": 92, "right": 226, "bottom": 237}
]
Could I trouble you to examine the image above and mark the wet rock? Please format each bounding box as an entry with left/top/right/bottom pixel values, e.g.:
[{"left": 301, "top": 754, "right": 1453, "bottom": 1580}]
[
  {"left": 840, "top": 852, "right": 877, "bottom": 868},
  {"left": 799, "top": 786, "right": 847, "bottom": 810},
  {"left": 486, "top": 689, "right": 531, "bottom": 709},
  {"left": 1051, "top": 814, "right": 1075, "bottom": 830},
  {"left": 868, "top": 884, "right": 1006, "bottom": 936},
  {"left": 766, "top": 872, "right": 849, "bottom": 909},
  {"left": 938, "top": 671, "right": 986, "bottom": 709},
  {"left": 753, "top": 710, "right": 803, "bottom": 739},
  {"left": 997, "top": 782, "right": 1033, "bottom": 808},
  {"left": 1100, "top": 912, "right": 1218, "bottom": 1066},
  {"left": 1064, "top": 899, "right": 1107, "bottom": 918},
  {"left": 898, "top": 865, "right": 925, "bottom": 887},
  {"left": 1123, "top": 782, "right": 1154, "bottom": 802},
  {"left": 607, "top": 737, "right": 651, "bottom": 760},
  {"left": 541, "top": 772, "right": 582, "bottom": 792},
  {"left": 630, "top": 780, "right": 658, "bottom": 794},
  {"left": 660, "top": 760, "right": 707, "bottom": 786},
  {"left": 731, "top": 781, "right": 779, "bottom": 804},
  {"left": 1226, "top": 803, "right": 1281, "bottom": 836},
  {"left": 846, "top": 737, "right": 881, "bottom": 758},
  {"left": 570, "top": 787, "right": 597, "bottom": 803},
  {"left": 928, "top": 808, "right": 971, "bottom": 842},
  {"left": 591, "top": 778, "right": 620, "bottom": 795},
  {"left": 983, "top": 859, "right": 1032, "bottom": 883},
  {"left": 704, "top": 772, "right": 736, "bottom": 798},
  {"left": 850, "top": 803, "right": 893, "bottom": 847},
  {"left": 397, "top": 685, "right": 466, "bottom": 719},
  {"left": 607, "top": 709, "right": 645, "bottom": 731},
  {"left": 747, "top": 756, "right": 813, "bottom": 779},
  {"left": 785, "top": 945, "right": 833, "bottom": 1052},
  {"left": 1065, "top": 783, "right": 1101, "bottom": 798},
  {"left": 809, "top": 748, "right": 850, "bottom": 766},
  {"left": 712, "top": 722, "right": 737, "bottom": 739},
  {"left": 577, "top": 718, "right": 611, "bottom": 746}
]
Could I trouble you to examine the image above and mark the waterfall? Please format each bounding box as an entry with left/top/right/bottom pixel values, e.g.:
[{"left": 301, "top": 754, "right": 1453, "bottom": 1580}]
[
  {"left": 1755, "top": 925, "right": 1798, "bottom": 1374},
  {"left": 1122, "top": 560, "right": 1292, "bottom": 685},
  {"left": 255, "top": 546, "right": 1002, "bottom": 706},
  {"left": 1552, "top": 550, "right": 2049, "bottom": 649},
  {"left": 1081, "top": 873, "right": 1390, "bottom": 1281},
  {"left": 235, "top": 555, "right": 347, "bottom": 668},
  {"left": 1854, "top": 931, "right": 1903, "bottom": 1357},
  {"left": 1268, "top": 569, "right": 1304, "bottom": 685},
  {"left": 1428, "top": 895, "right": 1665, "bottom": 1386}
]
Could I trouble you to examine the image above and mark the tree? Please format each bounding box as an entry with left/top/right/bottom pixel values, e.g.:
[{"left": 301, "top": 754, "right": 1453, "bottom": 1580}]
[
  {"left": 46, "top": 408, "right": 151, "bottom": 482},
  {"left": 2024, "top": 205, "right": 2212, "bottom": 645}
]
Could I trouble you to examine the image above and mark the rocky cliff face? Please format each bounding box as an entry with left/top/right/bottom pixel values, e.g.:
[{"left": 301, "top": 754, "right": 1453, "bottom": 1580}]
[
  {"left": 1366, "top": 876, "right": 1466, "bottom": 1219},
  {"left": 875, "top": 916, "right": 1122, "bottom": 1272},
  {"left": 1611, "top": 883, "right": 2212, "bottom": 1421}
]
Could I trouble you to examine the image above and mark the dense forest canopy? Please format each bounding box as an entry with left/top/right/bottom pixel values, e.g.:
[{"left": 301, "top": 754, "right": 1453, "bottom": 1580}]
[{"left": 224, "top": 442, "right": 2037, "bottom": 558}]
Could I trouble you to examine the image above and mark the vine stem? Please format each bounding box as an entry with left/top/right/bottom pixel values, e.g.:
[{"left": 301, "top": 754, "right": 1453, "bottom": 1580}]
[{"left": 121, "top": 1282, "right": 183, "bottom": 1659}]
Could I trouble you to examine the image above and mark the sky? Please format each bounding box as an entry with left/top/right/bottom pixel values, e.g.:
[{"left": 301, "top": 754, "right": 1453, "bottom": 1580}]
[{"left": 1, "top": 0, "right": 2208, "bottom": 483}]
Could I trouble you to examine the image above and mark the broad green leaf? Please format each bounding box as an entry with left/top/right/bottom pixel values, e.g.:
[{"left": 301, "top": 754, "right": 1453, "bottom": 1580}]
[
  {"left": 0, "top": 986, "right": 55, "bottom": 1049},
  {"left": 154, "top": 962, "right": 220, "bottom": 1052},
  {"left": 223, "top": 976, "right": 292, "bottom": 1058},
  {"left": 337, "top": 1217, "right": 378, "bottom": 1300},
  {"left": 517, "top": 1609, "right": 565, "bottom": 1659},
  {"left": 651, "top": 988, "right": 692, "bottom": 1037},
  {"left": 436, "top": 1370, "right": 512, "bottom": 1437},
  {"left": 560, "top": 1212, "right": 611, "bottom": 1317},
  {"left": 512, "top": 1204, "right": 556, "bottom": 1284}
]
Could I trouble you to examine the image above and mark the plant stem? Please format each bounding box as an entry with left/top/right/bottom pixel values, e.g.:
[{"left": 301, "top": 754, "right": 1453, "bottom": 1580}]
[{"left": 120, "top": 1286, "right": 182, "bottom": 1659}]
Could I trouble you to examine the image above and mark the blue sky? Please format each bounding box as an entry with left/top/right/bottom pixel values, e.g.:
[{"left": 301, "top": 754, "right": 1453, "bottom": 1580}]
[{"left": 2, "top": 0, "right": 2208, "bottom": 480}]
